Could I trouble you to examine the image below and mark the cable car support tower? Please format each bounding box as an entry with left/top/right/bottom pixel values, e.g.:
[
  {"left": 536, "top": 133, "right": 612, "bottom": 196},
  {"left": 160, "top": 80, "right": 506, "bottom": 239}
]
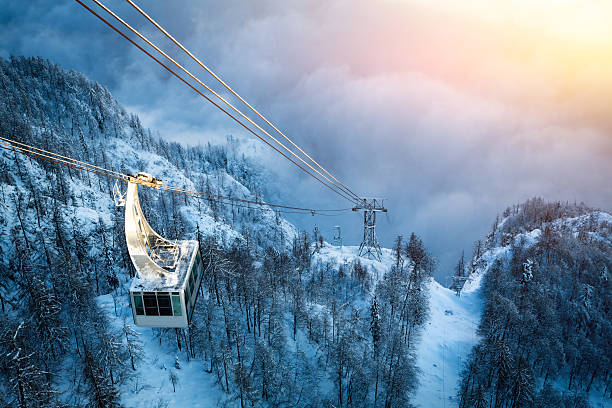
[{"left": 353, "top": 198, "right": 387, "bottom": 261}]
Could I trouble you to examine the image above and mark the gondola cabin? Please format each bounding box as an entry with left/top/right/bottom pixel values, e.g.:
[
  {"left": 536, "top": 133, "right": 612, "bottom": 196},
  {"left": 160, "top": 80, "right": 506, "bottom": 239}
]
[{"left": 122, "top": 173, "right": 204, "bottom": 328}]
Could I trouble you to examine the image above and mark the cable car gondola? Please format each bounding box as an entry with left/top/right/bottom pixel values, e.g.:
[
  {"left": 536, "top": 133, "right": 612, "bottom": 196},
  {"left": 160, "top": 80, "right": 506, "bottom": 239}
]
[{"left": 120, "top": 173, "right": 204, "bottom": 328}]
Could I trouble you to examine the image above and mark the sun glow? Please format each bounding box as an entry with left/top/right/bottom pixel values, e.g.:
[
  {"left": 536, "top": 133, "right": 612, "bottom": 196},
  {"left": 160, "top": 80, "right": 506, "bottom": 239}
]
[
  {"left": 374, "top": 0, "right": 612, "bottom": 128},
  {"left": 399, "top": 0, "right": 612, "bottom": 43}
]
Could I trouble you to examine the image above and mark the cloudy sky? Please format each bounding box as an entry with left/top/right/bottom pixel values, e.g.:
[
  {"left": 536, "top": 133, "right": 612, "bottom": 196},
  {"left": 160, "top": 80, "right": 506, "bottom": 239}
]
[{"left": 2, "top": 0, "right": 611, "bottom": 282}]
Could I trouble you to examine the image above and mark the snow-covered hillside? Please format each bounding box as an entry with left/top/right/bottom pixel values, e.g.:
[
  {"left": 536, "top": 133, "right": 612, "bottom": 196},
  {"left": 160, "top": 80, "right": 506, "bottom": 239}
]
[
  {"left": 0, "top": 57, "right": 435, "bottom": 407},
  {"left": 427, "top": 201, "right": 612, "bottom": 408},
  {"left": 95, "top": 245, "right": 397, "bottom": 407},
  {"left": 0, "top": 55, "right": 304, "bottom": 407},
  {"left": 413, "top": 279, "right": 482, "bottom": 408}
]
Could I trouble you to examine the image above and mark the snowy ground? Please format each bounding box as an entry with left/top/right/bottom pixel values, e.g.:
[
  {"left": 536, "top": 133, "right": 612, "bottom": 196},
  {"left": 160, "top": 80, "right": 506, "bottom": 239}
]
[
  {"left": 413, "top": 279, "right": 483, "bottom": 408},
  {"left": 314, "top": 244, "right": 395, "bottom": 286},
  {"left": 97, "top": 244, "right": 482, "bottom": 408},
  {"left": 97, "top": 295, "right": 225, "bottom": 408},
  {"left": 98, "top": 239, "right": 609, "bottom": 407},
  {"left": 95, "top": 244, "right": 391, "bottom": 408}
]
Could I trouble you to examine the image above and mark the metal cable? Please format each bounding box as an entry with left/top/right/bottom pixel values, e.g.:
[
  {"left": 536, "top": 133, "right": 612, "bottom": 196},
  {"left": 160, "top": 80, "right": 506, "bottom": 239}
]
[
  {"left": 160, "top": 184, "right": 350, "bottom": 213},
  {"left": 167, "top": 188, "right": 345, "bottom": 216},
  {"left": 91, "top": 0, "right": 360, "bottom": 204},
  {"left": 0, "top": 137, "right": 349, "bottom": 215},
  {"left": 74, "top": 0, "right": 358, "bottom": 205},
  {"left": 0, "top": 135, "right": 126, "bottom": 178},
  {"left": 0, "top": 140, "right": 124, "bottom": 181},
  {"left": 125, "top": 0, "right": 362, "bottom": 203}
]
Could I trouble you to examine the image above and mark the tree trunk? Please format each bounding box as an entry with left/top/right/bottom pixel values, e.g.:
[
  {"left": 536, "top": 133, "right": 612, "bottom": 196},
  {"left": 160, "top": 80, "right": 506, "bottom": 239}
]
[
  {"left": 338, "top": 367, "right": 343, "bottom": 407},
  {"left": 374, "top": 366, "right": 379, "bottom": 407},
  {"left": 586, "top": 366, "right": 598, "bottom": 393},
  {"left": 223, "top": 352, "right": 230, "bottom": 393},
  {"left": 236, "top": 340, "right": 244, "bottom": 408},
  {"left": 14, "top": 195, "right": 30, "bottom": 248},
  {"left": 293, "top": 309, "right": 297, "bottom": 341},
  {"left": 175, "top": 328, "right": 182, "bottom": 351}
]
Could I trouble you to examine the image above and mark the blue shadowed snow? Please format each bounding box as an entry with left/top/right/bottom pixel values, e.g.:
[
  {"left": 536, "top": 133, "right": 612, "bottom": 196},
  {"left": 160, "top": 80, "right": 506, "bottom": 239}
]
[
  {"left": 97, "top": 294, "right": 225, "bottom": 407},
  {"left": 413, "top": 280, "right": 482, "bottom": 408}
]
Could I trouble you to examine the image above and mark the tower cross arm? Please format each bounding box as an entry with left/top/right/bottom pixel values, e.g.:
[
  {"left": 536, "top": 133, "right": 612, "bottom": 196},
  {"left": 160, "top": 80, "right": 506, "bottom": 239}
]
[{"left": 352, "top": 198, "right": 387, "bottom": 212}]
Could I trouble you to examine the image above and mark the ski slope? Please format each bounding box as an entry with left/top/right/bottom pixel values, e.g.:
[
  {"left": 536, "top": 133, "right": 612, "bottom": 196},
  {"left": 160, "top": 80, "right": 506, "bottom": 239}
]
[
  {"left": 412, "top": 212, "right": 612, "bottom": 408},
  {"left": 413, "top": 279, "right": 483, "bottom": 408}
]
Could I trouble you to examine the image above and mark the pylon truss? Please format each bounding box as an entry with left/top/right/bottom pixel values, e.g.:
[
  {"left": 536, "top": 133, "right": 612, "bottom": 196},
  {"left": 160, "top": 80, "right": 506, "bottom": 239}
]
[
  {"left": 332, "top": 225, "right": 342, "bottom": 247},
  {"left": 352, "top": 198, "right": 387, "bottom": 261}
]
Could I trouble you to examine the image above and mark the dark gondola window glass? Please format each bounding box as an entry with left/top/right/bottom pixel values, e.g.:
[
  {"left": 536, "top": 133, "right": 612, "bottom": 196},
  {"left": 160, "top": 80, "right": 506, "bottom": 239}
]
[
  {"left": 157, "top": 293, "right": 172, "bottom": 316},
  {"left": 143, "top": 293, "right": 159, "bottom": 316},
  {"left": 188, "top": 272, "right": 194, "bottom": 295},
  {"left": 194, "top": 253, "right": 202, "bottom": 279},
  {"left": 196, "top": 263, "right": 202, "bottom": 280},
  {"left": 133, "top": 293, "right": 144, "bottom": 315},
  {"left": 172, "top": 295, "right": 182, "bottom": 316}
]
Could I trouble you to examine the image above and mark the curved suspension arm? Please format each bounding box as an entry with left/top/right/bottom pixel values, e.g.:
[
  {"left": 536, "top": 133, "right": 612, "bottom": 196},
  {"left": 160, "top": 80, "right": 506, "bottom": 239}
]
[{"left": 125, "top": 182, "right": 178, "bottom": 282}]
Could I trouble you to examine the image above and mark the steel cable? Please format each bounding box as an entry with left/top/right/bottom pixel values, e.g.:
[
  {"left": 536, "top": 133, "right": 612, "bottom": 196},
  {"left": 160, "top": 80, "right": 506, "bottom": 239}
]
[
  {"left": 91, "top": 0, "right": 360, "bottom": 204},
  {"left": 75, "top": 0, "right": 358, "bottom": 205},
  {"left": 125, "top": 0, "right": 362, "bottom": 203},
  {"left": 0, "top": 136, "right": 349, "bottom": 215}
]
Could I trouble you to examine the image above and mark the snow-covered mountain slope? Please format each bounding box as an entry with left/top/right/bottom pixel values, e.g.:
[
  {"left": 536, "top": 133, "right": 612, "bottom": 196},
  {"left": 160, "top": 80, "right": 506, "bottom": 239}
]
[
  {"left": 0, "top": 56, "right": 297, "bottom": 406},
  {"left": 0, "top": 57, "right": 434, "bottom": 407},
  {"left": 421, "top": 201, "right": 612, "bottom": 408},
  {"left": 93, "top": 243, "right": 431, "bottom": 407},
  {"left": 0, "top": 56, "right": 296, "bottom": 251},
  {"left": 413, "top": 279, "right": 482, "bottom": 408},
  {"left": 97, "top": 245, "right": 396, "bottom": 407}
]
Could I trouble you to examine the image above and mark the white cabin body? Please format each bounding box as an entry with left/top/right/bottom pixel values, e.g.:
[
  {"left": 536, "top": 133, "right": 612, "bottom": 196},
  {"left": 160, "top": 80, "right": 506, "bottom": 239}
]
[{"left": 124, "top": 180, "right": 204, "bottom": 328}]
